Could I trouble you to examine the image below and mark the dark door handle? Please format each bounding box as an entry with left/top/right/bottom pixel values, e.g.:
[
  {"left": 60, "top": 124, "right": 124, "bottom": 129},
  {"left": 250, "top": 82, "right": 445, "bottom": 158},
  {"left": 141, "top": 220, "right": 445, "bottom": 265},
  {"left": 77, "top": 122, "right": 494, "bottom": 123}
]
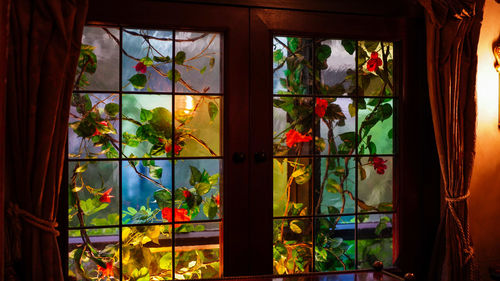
[
  {"left": 232, "top": 152, "right": 246, "bottom": 163},
  {"left": 254, "top": 151, "right": 267, "bottom": 163}
]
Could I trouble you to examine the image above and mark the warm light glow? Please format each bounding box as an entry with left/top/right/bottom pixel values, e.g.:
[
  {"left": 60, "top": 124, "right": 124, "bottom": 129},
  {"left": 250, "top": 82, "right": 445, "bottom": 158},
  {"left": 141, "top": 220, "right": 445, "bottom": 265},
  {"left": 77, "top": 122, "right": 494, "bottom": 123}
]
[{"left": 184, "top": 96, "right": 194, "bottom": 114}]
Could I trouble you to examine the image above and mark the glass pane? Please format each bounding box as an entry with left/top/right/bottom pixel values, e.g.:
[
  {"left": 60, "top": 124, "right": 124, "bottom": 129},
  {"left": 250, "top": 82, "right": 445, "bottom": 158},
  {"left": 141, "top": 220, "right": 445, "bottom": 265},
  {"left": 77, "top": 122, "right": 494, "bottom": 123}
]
[
  {"left": 122, "top": 160, "right": 172, "bottom": 224},
  {"left": 68, "top": 228, "right": 119, "bottom": 280},
  {"left": 122, "top": 94, "right": 173, "bottom": 158},
  {"left": 122, "top": 225, "right": 173, "bottom": 280},
  {"left": 315, "top": 216, "right": 355, "bottom": 271},
  {"left": 273, "top": 36, "right": 313, "bottom": 95},
  {"left": 315, "top": 98, "right": 356, "bottom": 155},
  {"left": 273, "top": 218, "right": 313, "bottom": 274},
  {"left": 68, "top": 161, "right": 119, "bottom": 228},
  {"left": 357, "top": 214, "right": 393, "bottom": 269},
  {"left": 69, "top": 93, "right": 120, "bottom": 159},
  {"left": 358, "top": 157, "right": 393, "bottom": 213},
  {"left": 357, "top": 41, "right": 394, "bottom": 97},
  {"left": 174, "top": 32, "right": 222, "bottom": 93},
  {"left": 315, "top": 39, "right": 356, "bottom": 96},
  {"left": 174, "top": 159, "right": 221, "bottom": 221},
  {"left": 273, "top": 157, "right": 312, "bottom": 217},
  {"left": 273, "top": 97, "right": 314, "bottom": 156},
  {"left": 175, "top": 95, "right": 221, "bottom": 157},
  {"left": 358, "top": 98, "right": 393, "bottom": 155},
  {"left": 122, "top": 29, "right": 173, "bottom": 92},
  {"left": 174, "top": 222, "right": 221, "bottom": 279},
  {"left": 315, "top": 157, "right": 355, "bottom": 215},
  {"left": 76, "top": 27, "right": 119, "bottom": 91}
]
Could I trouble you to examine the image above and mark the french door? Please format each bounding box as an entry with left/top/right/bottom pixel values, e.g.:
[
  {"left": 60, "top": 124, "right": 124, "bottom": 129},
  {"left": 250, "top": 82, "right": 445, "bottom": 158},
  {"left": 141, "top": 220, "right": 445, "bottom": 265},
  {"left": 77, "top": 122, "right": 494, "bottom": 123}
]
[{"left": 63, "top": 1, "right": 423, "bottom": 279}]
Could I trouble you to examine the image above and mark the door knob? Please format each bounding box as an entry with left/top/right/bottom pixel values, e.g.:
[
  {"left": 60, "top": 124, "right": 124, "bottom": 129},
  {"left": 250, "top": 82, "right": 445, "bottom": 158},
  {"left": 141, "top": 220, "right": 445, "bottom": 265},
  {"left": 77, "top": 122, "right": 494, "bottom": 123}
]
[
  {"left": 232, "top": 152, "right": 246, "bottom": 163},
  {"left": 254, "top": 151, "right": 267, "bottom": 163}
]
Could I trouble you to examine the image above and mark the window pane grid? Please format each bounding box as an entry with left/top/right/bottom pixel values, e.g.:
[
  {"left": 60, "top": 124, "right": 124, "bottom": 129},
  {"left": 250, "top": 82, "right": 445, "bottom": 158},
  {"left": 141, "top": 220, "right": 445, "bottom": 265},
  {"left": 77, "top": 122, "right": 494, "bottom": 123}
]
[
  {"left": 68, "top": 26, "right": 223, "bottom": 280},
  {"left": 273, "top": 36, "right": 396, "bottom": 275}
]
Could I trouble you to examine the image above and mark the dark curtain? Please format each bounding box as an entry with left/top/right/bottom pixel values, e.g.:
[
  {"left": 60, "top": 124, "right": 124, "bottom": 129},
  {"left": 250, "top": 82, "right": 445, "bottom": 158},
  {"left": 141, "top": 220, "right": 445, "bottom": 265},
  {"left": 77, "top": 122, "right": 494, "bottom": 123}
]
[
  {"left": 4, "top": 0, "right": 87, "bottom": 280},
  {"left": 418, "top": 0, "right": 485, "bottom": 280}
]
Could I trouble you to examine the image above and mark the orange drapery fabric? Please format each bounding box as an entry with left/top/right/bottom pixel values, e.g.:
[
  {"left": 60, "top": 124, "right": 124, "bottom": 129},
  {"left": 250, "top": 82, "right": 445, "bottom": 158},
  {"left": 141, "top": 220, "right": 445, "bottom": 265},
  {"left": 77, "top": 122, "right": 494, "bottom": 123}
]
[
  {"left": 3, "top": 0, "right": 87, "bottom": 280},
  {"left": 418, "top": 0, "right": 485, "bottom": 280}
]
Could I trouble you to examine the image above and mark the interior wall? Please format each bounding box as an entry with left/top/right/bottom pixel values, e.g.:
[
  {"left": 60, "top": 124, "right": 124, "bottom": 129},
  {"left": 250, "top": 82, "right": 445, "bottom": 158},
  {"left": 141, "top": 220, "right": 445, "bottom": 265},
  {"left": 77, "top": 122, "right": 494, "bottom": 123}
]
[{"left": 470, "top": 0, "right": 500, "bottom": 279}]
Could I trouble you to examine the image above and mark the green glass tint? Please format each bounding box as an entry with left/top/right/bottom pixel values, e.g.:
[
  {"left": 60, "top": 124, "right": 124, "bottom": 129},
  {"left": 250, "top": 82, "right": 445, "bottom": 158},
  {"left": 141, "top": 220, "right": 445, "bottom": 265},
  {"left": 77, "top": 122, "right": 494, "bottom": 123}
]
[
  {"left": 122, "top": 94, "right": 173, "bottom": 158},
  {"left": 314, "top": 216, "right": 355, "bottom": 271},
  {"left": 358, "top": 98, "right": 393, "bottom": 155},
  {"left": 273, "top": 218, "right": 313, "bottom": 274},
  {"left": 273, "top": 157, "right": 313, "bottom": 217},
  {"left": 68, "top": 93, "right": 120, "bottom": 159},
  {"left": 273, "top": 97, "right": 314, "bottom": 156},
  {"left": 174, "top": 159, "right": 221, "bottom": 221},
  {"left": 315, "top": 157, "right": 355, "bottom": 215},
  {"left": 68, "top": 161, "right": 119, "bottom": 228},
  {"left": 174, "top": 222, "right": 221, "bottom": 279},
  {"left": 358, "top": 157, "right": 393, "bottom": 213},
  {"left": 357, "top": 41, "right": 394, "bottom": 97},
  {"left": 315, "top": 97, "right": 356, "bottom": 155},
  {"left": 68, "top": 228, "right": 119, "bottom": 280},
  {"left": 357, "top": 214, "right": 393, "bottom": 269},
  {"left": 315, "top": 39, "right": 356, "bottom": 96},
  {"left": 174, "top": 32, "right": 222, "bottom": 93},
  {"left": 273, "top": 37, "right": 313, "bottom": 95},
  {"left": 175, "top": 95, "right": 221, "bottom": 157},
  {"left": 122, "top": 225, "right": 173, "bottom": 280}
]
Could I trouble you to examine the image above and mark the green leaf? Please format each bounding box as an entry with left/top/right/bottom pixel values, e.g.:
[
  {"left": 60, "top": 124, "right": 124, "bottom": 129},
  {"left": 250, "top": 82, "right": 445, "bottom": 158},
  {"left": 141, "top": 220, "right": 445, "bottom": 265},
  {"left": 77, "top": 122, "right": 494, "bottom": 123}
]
[
  {"left": 159, "top": 253, "right": 172, "bottom": 270},
  {"left": 148, "top": 165, "right": 163, "bottom": 180},
  {"left": 348, "top": 103, "right": 356, "bottom": 117},
  {"left": 379, "top": 103, "right": 393, "bottom": 121},
  {"left": 175, "top": 51, "right": 186, "bottom": 64},
  {"left": 79, "top": 197, "right": 108, "bottom": 216},
  {"left": 154, "top": 190, "right": 172, "bottom": 209},
  {"left": 326, "top": 178, "right": 342, "bottom": 193},
  {"left": 294, "top": 165, "right": 311, "bottom": 185},
  {"left": 273, "top": 49, "right": 284, "bottom": 62},
  {"left": 153, "top": 56, "right": 171, "bottom": 63},
  {"left": 209, "top": 57, "right": 215, "bottom": 69},
  {"left": 368, "top": 141, "right": 377, "bottom": 154},
  {"left": 203, "top": 199, "right": 218, "bottom": 219},
  {"left": 149, "top": 107, "right": 173, "bottom": 139},
  {"left": 327, "top": 206, "right": 340, "bottom": 215},
  {"left": 339, "top": 132, "right": 355, "bottom": 146},
  {"left": 166, "top": 69, "right": 181, "bottom": 82},
  {"left": 130, "top": 267, "right": 150, "bottom": 281},
  {"left": 364, "top": 41, "right": 379, "bottom": 53},
  {"left": 75, "top": 163, "right": 88, "bottom": 173},
  {"left": 287, "top": 37, "right": 299, "bottom": 53},
  {"left": 375, "top": 217, "right": 390, "bottom": 236},
  {"left": 129, "top": 74, "right": 147, "bottom": 89},
  {"left": 208, "top": 102, "right": 218, "bottom": 121},
  {"left": 140, "top": 56, "right": 154, "bottom": 66},
  {"left": 200, "top": 66, "right": 207, "bottom": 74},
  {"left": 104, "top": 103, "right": 119, "bottom": 117},
  {"left": 140, "top": 108, "right": 153, "bottom": 122},
  {"left": 195, "top": 182, "right": 211, "bottom": 196},
  {"left": 289, "top": 220, "right": 303, "bottom": 234},
  {"left": 388, "top": 128, "right": 393, "bottom": 139},
  {"left": 189, "top": 166, "right": 202, "bottom": 185},
  {"left": 208, "top": 174, "right": 219, "bottom": 185},
  {"left": 316, "top": 44, "right": 332, "bottom": 61},
  {"left": 341, "top": 40, "right": 356, "bottom": 55}
]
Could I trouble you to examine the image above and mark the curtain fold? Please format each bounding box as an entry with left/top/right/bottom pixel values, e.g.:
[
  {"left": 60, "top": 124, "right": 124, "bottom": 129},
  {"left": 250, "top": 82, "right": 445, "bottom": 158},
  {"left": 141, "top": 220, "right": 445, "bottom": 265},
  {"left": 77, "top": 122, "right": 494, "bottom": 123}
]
[
  {"left": 4, "top": 0, "right": 87, "bottom": 280},
  {"left": 418, "top": 0, "right": 485, "bottom": 280}
]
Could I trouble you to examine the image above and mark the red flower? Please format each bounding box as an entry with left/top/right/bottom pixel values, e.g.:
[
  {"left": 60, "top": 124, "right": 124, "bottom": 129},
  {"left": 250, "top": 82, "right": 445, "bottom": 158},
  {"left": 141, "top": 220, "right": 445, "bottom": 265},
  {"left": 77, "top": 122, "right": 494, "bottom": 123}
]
[
  {"left": 285, "top": 129, "right": 312, "bottom": 148},
  {"left": 92, "top": 121, "right": 109, "bottom": 137},
  {"left": 165, "top": 144, "right": 182, "bottom": 155},
  {"left": 214, "top": 194, "right": 220, "bottom": 207},
  {"left": 134, "top": 61, "right": 147, "bottom": 73},
  {"left": 162, "top": 207, "right": 191, "bottom": 227},
  {"left": 99, "top": 188, "right": 114, "bottom": 203},
  {"left": 97, "top": 262, "right": 114, "bottom": 278},
  {"left": 183, "top": 190, "right": 192, "bottom": 198},
  {"left": 315, "top": 98, "right": 328, "bottom": 118},
  {"left": 366, "top": 52, "right": 383, "bottom": 72},
  {"left": 371, "top": 157, "right": 388, "bottom": 174}
]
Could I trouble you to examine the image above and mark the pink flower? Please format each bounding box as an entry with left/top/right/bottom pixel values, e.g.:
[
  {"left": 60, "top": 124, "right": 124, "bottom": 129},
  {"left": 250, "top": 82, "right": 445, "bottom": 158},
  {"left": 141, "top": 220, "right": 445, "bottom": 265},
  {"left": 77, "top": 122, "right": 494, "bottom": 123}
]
[
  {"left": 134, "top": 62, "right": 147, "bottom": 73},
  {"left": 285, "top": 129, "right": 312, "bottom": 148},
  {"left": 367, "top": 52, "right": 383, "bottom": 72},
  {"left": 162, "top": 207, "right": 191, "bottom": 227},
  {"left": 99, "top": 188, "right": 114, "bottom": 203},
  {"left": 183, "top": 190, "right": 192, "bottom": 198},
  {"left": 371, "top": 157, "right": 388, "bottom": 174}
]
